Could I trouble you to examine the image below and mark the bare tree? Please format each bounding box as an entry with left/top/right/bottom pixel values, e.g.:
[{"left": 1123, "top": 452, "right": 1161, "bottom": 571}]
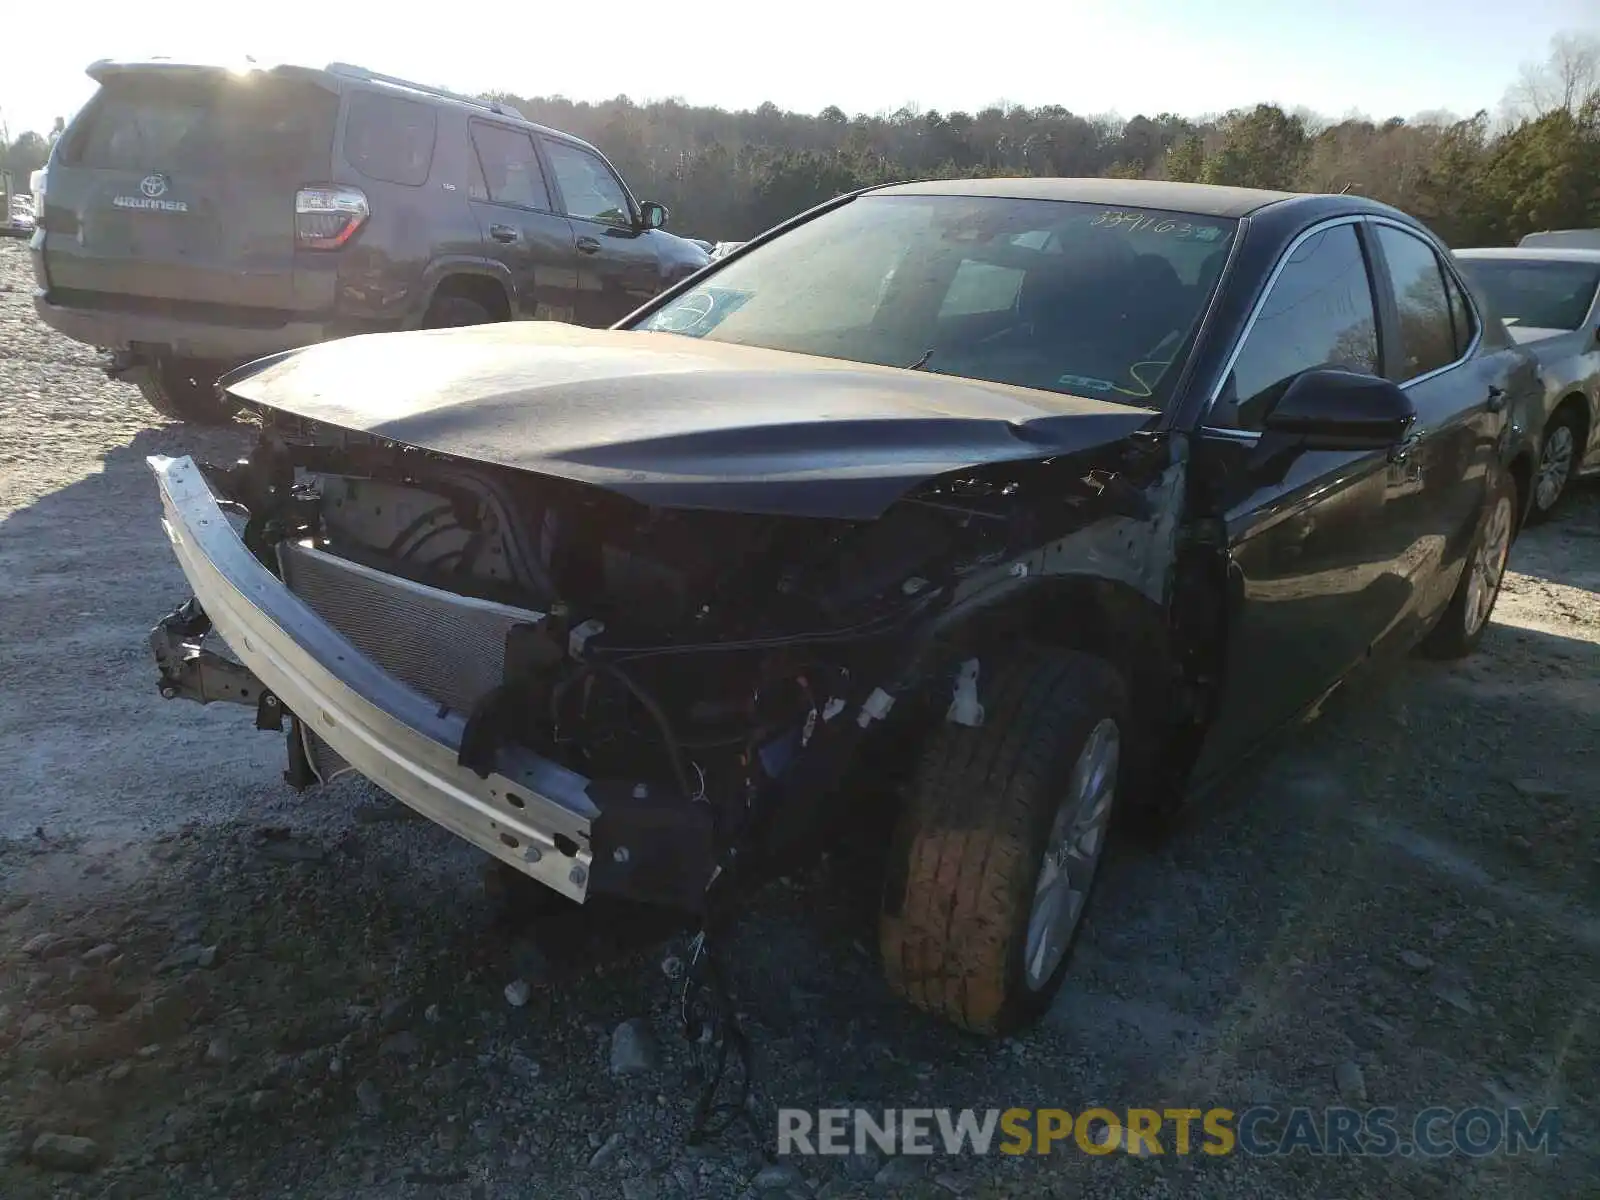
[{"left": 1504, "top": 31, "right": 1600, "bottom": 119}]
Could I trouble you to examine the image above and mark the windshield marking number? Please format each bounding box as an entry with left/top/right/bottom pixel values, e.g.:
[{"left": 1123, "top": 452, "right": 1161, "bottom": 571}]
[{"left": 1092, "top": 211, "right": 1221, "bottom": 241}]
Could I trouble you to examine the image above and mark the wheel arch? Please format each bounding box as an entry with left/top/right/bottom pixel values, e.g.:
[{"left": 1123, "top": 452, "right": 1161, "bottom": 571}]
[
  {"left": 924, "top": 574, "right": 1186, "bottom": 812},
  {"left": 416, "top": 258, "right": 516, "bottom": 324},
  {"left": 1507, "top": 447, "right": 1534, "bottom": 533},
  {"left": 1549, "top": 390, "right": 1592, "bottom": 451},
  {"left": 1006, "top": 575, "right": 1170, "bottom": 700}
]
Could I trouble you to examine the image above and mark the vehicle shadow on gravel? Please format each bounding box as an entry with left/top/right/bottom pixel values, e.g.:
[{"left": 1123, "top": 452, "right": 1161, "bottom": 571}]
[
  {"left": 0, "top": 422, "right": 278, "bottom": 844},
  {"left": 1, "top": 431, "right": 1596, "bottom": 1199},
  {"left": 1494, "top": 480, "right": 1600, "bottom": 590}
]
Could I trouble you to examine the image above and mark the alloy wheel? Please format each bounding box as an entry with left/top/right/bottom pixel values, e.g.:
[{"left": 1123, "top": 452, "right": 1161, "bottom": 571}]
[
  {"left": 1533, "top": 424, "right": 1575, "bottom": 512},
  {"left": 1023, "top": 717, "right": 1119, "bottom": 990},
  {"left": 1464, "top": 495, "right": 1513, "bottom": 637}
]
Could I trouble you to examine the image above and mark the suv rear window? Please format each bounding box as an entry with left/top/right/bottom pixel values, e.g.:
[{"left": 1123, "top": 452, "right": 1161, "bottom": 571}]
[
  {"left": 343, "top": 91, "right": 437, "bottom": 186},
  {"left": 1457, "top": 258, "right": 1600, "bottom": 332},
  {"left": 63, "top": 73, "right": 337, "bottom": 176}
]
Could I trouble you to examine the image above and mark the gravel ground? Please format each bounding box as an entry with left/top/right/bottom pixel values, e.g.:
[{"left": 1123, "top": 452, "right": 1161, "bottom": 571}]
[{"left": 1, "top": 236, "right": 1597, "bottom": 1199}]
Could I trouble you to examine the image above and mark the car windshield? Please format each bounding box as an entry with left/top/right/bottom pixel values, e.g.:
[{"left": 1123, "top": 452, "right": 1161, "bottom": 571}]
[
  {"left": 1457, "top": 258, "right": 1600, "bottom": 331},
  {"left": 630, "top": 194, "right": 1238, "bottom": 409}
]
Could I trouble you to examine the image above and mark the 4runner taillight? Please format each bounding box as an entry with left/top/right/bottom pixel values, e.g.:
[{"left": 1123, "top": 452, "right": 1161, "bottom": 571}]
[{"left": 295, "top": 185, "right": 369, "bottom": 250}]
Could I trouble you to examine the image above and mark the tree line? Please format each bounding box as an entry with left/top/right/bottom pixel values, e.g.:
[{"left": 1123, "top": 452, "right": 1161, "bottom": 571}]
[
  {"left": 4, "top": 31, "right": 1596, "bottom": 247},
  {"left": 494, "top": 30, "right": 1600, "bottom": 246}
]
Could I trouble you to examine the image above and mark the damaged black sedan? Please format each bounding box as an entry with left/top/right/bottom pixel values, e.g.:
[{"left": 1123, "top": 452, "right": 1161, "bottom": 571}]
[{"left": 147, "top": 178, "right": 1539, "bottom": 1036}]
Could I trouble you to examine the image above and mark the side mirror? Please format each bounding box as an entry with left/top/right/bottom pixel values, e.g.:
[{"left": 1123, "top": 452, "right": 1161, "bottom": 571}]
[
  {"left": 1262, "top": 368, "right": 1415, "bottom": 450},
  {"left": 638, "top": 201, "right": 668, "bottom": 230}
]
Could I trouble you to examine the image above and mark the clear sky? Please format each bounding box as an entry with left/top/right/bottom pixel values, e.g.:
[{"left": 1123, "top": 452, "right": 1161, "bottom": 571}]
[{"left": 0, "top": 0, "right": 1595, "bottom": 138}]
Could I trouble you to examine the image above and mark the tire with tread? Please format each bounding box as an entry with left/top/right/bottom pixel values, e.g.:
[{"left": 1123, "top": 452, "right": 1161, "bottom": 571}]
[
  {"left": 135, "top": 360, "right": 238, "bottom": 425},
  {"left": 878, "top": 648, "right": 1127, "bottom": 1035}
]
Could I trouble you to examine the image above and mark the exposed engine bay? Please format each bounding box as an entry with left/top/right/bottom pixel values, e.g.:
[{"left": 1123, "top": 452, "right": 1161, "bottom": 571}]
[{"left": 162, "top": 406, "right": 1189, "bottom": 916}]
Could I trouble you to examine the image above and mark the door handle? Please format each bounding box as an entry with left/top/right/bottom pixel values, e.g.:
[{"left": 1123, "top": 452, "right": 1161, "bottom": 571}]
[
  {"left": 575, "top": 236, "right": 601, "bottom": 254},
  {"left": 1388, "top": 432, "right": 1422, "bottom": 464},
  {"left": 490, "top": 224, "right": 518, "bottom": 243},
  {"left": 1486, "top": 385, "right": 1507, "bottom": 413}
]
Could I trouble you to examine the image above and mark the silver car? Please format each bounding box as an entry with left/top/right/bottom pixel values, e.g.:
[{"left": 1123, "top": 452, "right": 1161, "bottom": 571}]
[{"left": 1456, "top": 245, "right": 1600, "bottom": 520}]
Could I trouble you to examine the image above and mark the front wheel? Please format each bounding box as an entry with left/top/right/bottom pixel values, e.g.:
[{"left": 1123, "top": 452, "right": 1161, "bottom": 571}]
[
  {"left": 878, "top": 650, "right": 1127, "bottom": 1035},
  {"left": 1419, "top": 467, "right": 1516, "bottom": 660}
]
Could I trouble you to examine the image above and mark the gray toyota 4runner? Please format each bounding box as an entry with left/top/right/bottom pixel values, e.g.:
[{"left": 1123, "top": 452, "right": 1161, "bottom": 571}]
[{"left": 30, "top": 59, "right": 709, "bottom": 423}]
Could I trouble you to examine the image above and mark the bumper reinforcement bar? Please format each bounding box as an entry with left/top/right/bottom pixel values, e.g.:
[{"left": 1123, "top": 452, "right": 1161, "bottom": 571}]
[{"left": 147, "top": 454, "right": 598, "bottom": 902}]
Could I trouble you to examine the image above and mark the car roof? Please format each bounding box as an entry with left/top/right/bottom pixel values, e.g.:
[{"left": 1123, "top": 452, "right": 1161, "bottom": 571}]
[
  {"left": 1454, "top": 246, "right": 1600, "bottom": 263},
  {"left": 870, "top": 177, "right": 1309, "bottom": 219},
  {"left": 82, "top": 57, "right": 605, "bottom": 157}
]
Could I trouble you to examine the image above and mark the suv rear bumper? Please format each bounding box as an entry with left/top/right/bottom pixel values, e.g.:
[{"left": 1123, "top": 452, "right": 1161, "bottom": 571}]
[
  {"left": 36, "top": 291, "right": 343, "bottom": 362},
  {"left": 32, "top": 292, "right": 398, "bottom": 366},
  {"left": 148, "top": 453, "right": 600, "bottom": 902}
]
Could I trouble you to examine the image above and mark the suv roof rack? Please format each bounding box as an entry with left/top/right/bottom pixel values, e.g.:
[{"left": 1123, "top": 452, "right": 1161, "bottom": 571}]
[{"left": 324, "top": 62, "right": 526, "bottom": 120}]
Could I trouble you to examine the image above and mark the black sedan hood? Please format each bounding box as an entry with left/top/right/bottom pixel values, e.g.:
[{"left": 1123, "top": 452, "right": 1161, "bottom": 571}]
[{"left": 222, "top": 323, "right": 1156, "bottom": 519}]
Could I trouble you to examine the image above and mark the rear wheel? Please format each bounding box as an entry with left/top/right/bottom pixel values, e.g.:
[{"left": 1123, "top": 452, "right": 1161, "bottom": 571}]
[
  {"left": 1420, "top": 466, "right": 1515, "bottom": 660},
  {"left": 135, "top": 359, "right": 239, "bottom": 425},
  {"left": 1527, "top": 407, "right": 1582, "bottom": 523},
  {"left": 423, "top": 295, "right": 496, "bottom": 329},
  {"left": 878, "top": 649, "right": 1126, "bottom": 1035}
]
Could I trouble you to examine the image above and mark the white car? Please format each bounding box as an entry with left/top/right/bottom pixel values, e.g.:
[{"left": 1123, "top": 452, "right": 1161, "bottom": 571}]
[
  {"left": 1518, "top": 229, "right": 1600, "bottom": 250},
  {"left": 1456, "top": 244, "right": 1600, "bottom": 519},
  {"left": 3, "top": 192, "right": 35, "bottom": 237}
]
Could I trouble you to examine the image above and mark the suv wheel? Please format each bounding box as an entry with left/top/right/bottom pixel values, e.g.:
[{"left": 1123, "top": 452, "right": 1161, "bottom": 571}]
[
  {"left": 136, "top": 360, "right": 239, "bottom": 425},
  {"left": 424, "top": 295, "right": 496, "bottom": 328},
  {"left": 878, "top": 649, "right": 1126, "bottom": 1035}
]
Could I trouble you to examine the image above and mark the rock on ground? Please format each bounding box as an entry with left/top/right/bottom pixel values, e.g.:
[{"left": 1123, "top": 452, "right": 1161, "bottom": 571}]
[{"left": 29, "top": 1133, "right": 103, "bottom": 1173}]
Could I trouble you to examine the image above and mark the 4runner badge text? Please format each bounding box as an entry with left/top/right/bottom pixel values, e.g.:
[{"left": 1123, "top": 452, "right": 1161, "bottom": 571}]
[
  {"left": 112, "top": 196, "right": 189, "bottom": 213},
  {"left": 113, "top": 174, "right": 188, "bottom": 212}
]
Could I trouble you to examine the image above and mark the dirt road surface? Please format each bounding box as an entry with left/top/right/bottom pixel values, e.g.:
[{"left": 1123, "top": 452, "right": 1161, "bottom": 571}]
[{"left": 2, "top": 238, "right": 1596, "bottom": 1199}]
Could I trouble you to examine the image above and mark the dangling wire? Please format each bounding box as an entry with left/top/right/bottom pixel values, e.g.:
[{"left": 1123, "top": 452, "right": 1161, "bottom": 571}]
[{"left": 679, "top": 929, "right": 758, "bottom": 1147}]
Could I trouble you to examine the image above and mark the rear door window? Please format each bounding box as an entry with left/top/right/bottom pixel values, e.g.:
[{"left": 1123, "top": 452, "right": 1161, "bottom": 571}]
[
  {"left": 1375, "top": 225, "right": 1458, "bottom": 381},
  {"left": 1443, "top": 265, "right": 1478, "bottom": 358},
  {"left": 468, "top": 122, "right": 552, "bottom": 210},
  {"left": 64, "top": 74, "right": 336, "bottom": 176},
  {"left": 343, "top": 91, "right": 436, "bottom": 186}
]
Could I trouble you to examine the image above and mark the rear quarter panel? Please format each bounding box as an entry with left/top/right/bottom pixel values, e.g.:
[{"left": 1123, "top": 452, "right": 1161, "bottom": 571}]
[{"left": 329, "top": 98, "right": 489, "bottom": 327}]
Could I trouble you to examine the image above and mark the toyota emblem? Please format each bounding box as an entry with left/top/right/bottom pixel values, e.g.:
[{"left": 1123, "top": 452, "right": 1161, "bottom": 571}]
[{"left": 140, "top": 174, "right": 168, "bottom": 199}]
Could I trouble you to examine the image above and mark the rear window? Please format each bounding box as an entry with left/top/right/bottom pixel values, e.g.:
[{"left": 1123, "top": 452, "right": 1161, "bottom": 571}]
[
  {"left": 1456, "top": 258, "right": 1600, "bottom": 332},
  {"left": 63, "top": 73, "right": 337, "bottom": 176},
  {"left": 342, "top": 91, "right": 437, "bottom": 186}
]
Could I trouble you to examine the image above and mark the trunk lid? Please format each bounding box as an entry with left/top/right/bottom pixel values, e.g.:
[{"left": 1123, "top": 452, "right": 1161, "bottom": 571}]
[{"left": 41, "top": 64, "right": 338, "bottom": 312}]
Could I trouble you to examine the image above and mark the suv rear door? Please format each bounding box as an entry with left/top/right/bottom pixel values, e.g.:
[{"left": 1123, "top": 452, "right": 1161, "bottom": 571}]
[{"left": 40, "top": 65, "right": 337, "bottom": 314}]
